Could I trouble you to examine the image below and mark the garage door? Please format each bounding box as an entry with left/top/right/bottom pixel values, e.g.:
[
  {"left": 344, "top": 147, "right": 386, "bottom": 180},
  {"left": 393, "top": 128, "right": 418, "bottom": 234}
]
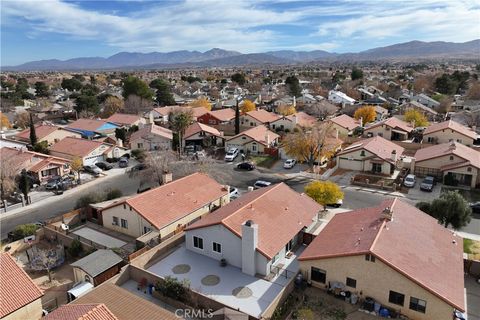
[
  {"left": 83, "top": 155, "right": 104, "bottom": 166},
  {"left": 338, "top": 158, "right": 363, "bottom": 171}
]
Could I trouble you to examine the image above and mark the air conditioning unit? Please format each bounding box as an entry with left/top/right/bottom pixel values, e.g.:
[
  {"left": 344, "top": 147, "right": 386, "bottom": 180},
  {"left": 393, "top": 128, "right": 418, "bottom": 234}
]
[{"left": 61, "top": 224, "right": 69, "bottom": 231}]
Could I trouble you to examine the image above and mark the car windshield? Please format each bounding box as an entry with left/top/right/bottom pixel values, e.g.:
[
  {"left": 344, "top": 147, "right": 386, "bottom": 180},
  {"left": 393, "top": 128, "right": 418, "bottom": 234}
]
[
  {"left": 406, "top": 177, "right": 414, "bottom": 182},
  {"left": 424, "top": 177, "right": 434, "bottom": 183}
]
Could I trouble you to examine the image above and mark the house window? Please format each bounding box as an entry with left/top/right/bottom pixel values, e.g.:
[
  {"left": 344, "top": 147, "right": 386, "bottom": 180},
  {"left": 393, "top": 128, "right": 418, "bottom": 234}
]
[
  {"left": 85, "top": 275, "right": 91, "bottom": 283},
  {"left": 457, "top": 139, "right": 462, "bottom": 143},
  {"left": 242, "top": 136, "right": 246, "bottom": 140},
  {"left": 388, "top": 290, "right": 405, "bottom": 306},
  {"left": 346, "top": 277, "right": 357, "bottom": 288},
  {"left": 193, "top": 236, "right": 203, "bottom": 249},
  {"left": 450, "top": 156, "right": 454, "bottom": 160},
  {"left": 372, "top": 163, "right": 382, "bottom": 173},
  {"left": 311, "top": 267, "right": 326, "bottom": 283},
  {"left": 427, "top": 137, "right": 434, "bottom": 143},
  {"left": 250, "top": 122, "right": 254, "bottom": 126},
  {"left": 252, "top": 144, "right": 257, "bottom": 152},
  {"left": 272, "top": 124, "right": 276, "bottom": 129},
  {"left": 112, "top": 216, "right": 119, "bottom": 226},
  {"left": 121, "top": 219, "right": 128, "bottom": 229},
  {"left": 212, "top": 242, "right": 222, "bottom": 253},
  {"left": 143, "top": 226, "right": 151, "bottom": 234},
  {"left": 365, "top": 254, "right": 375, "bottom": 262},
  {"left": 137, "top": 143, "right": 143, "bottom": 149},
  {"left": 409, "top": 297, "right": 427, "bottom": 313},
  {"left": 123, "top": 204, "right": 126, "bottom": 209},
  {"left": 467, "top": 167, "right": 472, "bottom": 172},
  {"left": 360, "top": 150, "right": 365, "bottom": 156}
]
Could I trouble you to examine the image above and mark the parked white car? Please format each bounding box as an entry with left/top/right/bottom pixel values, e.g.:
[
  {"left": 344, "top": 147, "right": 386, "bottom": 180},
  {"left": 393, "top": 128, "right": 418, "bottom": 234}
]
[
  {"left": 253, "top": 180, "right": 272, "bottom": 189},
  {"left": 403, "top": 174, "right": 416, "bottom": 188},
  {"left": 229, "top": 187, "right": 240, "bottom": 200},
  {"left": 283, "top": 159, "right": 296, "bottom": 169},
  {"left": 224, "top": 148, "right": 239, "bottom": 162}
]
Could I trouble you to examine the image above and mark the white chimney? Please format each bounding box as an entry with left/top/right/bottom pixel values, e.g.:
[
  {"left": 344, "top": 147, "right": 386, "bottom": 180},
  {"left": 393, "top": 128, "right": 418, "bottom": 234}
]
[
  {"left": 391, "top": 149, "right": 397, "bottom": 162},
  {"left": 359, "top": 116, "right": 363, "bottom": 128},
  {"left": 148, "top": 112, "right": 154, "bottom": 124},
  {"left": 293, "top": 96, "right": 296, "bottom": 108},
  {"left": 265, "top": 134, "right": 270, "bottom": 146},
  {"left": 117, "top": 138, "right": 123, "bottom": 148},
  {"left": 242, "top": 220, "right": 258, "bottom": 276}
]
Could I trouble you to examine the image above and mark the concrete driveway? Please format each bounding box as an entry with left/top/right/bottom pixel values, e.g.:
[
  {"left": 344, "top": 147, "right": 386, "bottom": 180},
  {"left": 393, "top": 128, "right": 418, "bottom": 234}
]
[
  {"left": 466, "top": 274, "right": 480, "bottom": 320},
  {"left": 405, "top": 181, "right": 442, "bottom": 202},
  {"left": 270, "top": 159, "right": 309, "bottom": 175}
]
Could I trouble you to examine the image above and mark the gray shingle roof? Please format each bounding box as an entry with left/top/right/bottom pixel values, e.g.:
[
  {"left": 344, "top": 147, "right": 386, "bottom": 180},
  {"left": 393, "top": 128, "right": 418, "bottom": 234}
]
[{"left": 71, "top": 250, "right": 123, "bottom": 277}]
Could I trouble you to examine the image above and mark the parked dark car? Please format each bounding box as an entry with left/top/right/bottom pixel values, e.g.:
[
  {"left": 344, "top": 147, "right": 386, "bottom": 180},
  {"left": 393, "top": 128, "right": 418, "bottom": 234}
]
[
  {"left": 45, "top": 176, "right": 62, "bottom": 190},
  {"left": 83, "top": 165, "right": 102, "bottom": 176},
  {"left": 420, "top": 176, "right": 436, "bottom": 191},
  {"left": 131, "top": 163, "right": 147, "bottom": 171},
  {"left": 46, "top": 176, "right": 74, "bottom": 190},
  {"left": 237, "top": 162, "right": 255, "bottom": 171},
  {"left": 118, "top": 157, "right": 129, "bottom": 168},
  {"left": 470, "top": 202, "right": 480, "bottom": 214},
  {"left": 95, "top": 162, "right": 113, "bottom": 170}
]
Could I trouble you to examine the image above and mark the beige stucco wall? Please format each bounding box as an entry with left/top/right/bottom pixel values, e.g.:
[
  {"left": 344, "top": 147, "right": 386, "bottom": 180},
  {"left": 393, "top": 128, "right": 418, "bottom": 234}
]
[
  {"left": 299, "top": 255, "right": 456, "bottom": 320},
  {"left": 44, "top": 129, "right": 82, "bottom": 145},
  {"left": 73, "top": 267, "right": 91, "bottom": 284},
  {"left": 329, "top": 123, "right": 350, "bottom": 137},
  {"left": 271, "top": 118, "right": 294, "bottom": 131},
  {"left": 424, "top": 130, "right": 474, "bottom": 146},
  {"left": 3, "top": 298, "right": 43, "bottom": 320},
  {"left": 240, "top": 114, "right": 262, "bottom": 127},
  {"left": 130, "top": 135, "right": 171, "bottom": 151},
  {"left": 364, "top": 125, "right": 393, "bottom": 140},
  {"left": 337, "top": 149, "right": 392, "bottom": 175}
]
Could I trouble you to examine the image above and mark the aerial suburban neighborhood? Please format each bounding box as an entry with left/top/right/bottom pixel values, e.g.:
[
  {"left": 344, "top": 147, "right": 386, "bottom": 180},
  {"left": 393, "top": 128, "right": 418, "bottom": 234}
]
[{"left": 0, "top": 1, "right": 479, "bottom": 320}]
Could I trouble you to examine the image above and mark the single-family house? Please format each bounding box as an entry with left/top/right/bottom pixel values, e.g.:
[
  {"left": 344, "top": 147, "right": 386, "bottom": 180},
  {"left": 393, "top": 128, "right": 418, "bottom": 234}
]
[
  {"left": 412, "top": 93, "right": 440, "bottom": 110},
  {"left": 328, "top": 114, "right": 361, "bottom": 136},
  {"left": 71, "top": 250, "right": 123, "bottom": 287},
  {"left": 413, "top": 141, "right": 480, "bottom": 188},
  {"left": 270, "top": 112, "right": 317, "bottom": 132},
  {"left": 226, "top": 125, "right": 279, "bottom": 154},
  {"left": 336, "top": 136, "right": 404, "bottom": 175},
  {"left": 105, "top": 113, "right": 146, "bottom": 129},
  {"left": 184, "top": 122, "right": 224, "bottom": 148},
  {"left": 197, "top": 108, "right": 235, "bottom": 126},
  {"left": 129, "top": 124, "right": 173, "bottom": 151},
  {"left": 146, "top": 106, "right": 208, "bottom": 124},
  {"left": 374, "top": 105, "right": 389, "bottom": 120},
  {"left": 0, "top": 147, "right": 71, "bottom": 184},
  {"left": 299, "top": 198, "right": 465, "bottom": 320},
  {"left": 403, "top": 101, "right": 438, "bottom": 120},
  {"left": 44, "top": 303, "right": 117, "bottom": 320},
  {"left": 15, "top": 124, "right": 81, "bottom": 145},
  {"left": 100, "top": 173, "right": 230, "bottom": 239},
  {"left": 185, "top": 183, "right": 322, "bottom": 276},
  {"left": 0, "top": 137, "right": 28, "bottom": 150},
  {"left": 67, "top": 119, "right": 119, "bottom": 138},
  {"left": 363, "top": 117, "right": 413, "bottom": 141},
  {"left": 240, "top": 110, "right": 280, "bottom": 128},
  {"left": 49, "top": 137, "right": 129, "bottom": 165},
  {"left": 423, "top": 120, "right": 477, "bottom": 147},
  {"left": 328, "top": 90, "right": 356, "bottom": 105},
  {"left": 0, "top": 253, "right": 44, "bottom": 320}
]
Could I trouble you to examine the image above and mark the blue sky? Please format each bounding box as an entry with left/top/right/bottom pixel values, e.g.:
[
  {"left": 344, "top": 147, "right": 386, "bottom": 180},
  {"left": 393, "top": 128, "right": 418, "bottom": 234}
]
[{"left": 1, "top": 0, "right": 479, "bottom": 66}]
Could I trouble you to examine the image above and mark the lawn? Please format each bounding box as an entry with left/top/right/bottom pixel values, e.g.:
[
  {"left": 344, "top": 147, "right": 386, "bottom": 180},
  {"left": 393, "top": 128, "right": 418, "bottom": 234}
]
[
  {"left": 249, "top": 155, "right": 278, "bottom": 168},
  {"left": 464, "top": 238, "right": 480, "bottom": 260}
]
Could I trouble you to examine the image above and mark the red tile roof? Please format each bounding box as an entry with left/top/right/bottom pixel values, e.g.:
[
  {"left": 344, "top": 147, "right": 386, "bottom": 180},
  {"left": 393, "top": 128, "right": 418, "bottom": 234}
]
[
  {"left": 105, "top": 113, "right": 142, "bottom": 126},
  {"left": 110, "top": 173, "right": 228, "bottom": 230},
  {"left": 209, "top": 108, "right": 236, "bottom": 121},
  {"left": 67, "top": 119, "right": 112, "bottom": 132},
  {"left": 423, "top": 120, "right": 477, "bottom": 140},
  {"left": 50, "top": 137, "right": 104, "bottom": 158},
  {"left": 364, "top": 117, "right": 413, "bottom": 133},
  {"left": 338, "top": 136, "right": 404, "bottom": 164},
  {"left": 130, "top": 124, "right": 173, "bottom": 142},
  {"left": 44, "top": 304, "right": 118, "bottom": 320},
  {"left": 184, "top": 122, "right": 221, "bottom": 139},
  {"left": 0, "top": 253, "right": 43, "bottom": 318},
  {"left": 0, "top": 147, "right": 70, "bottom": 173},
  {"left": 191, "top": 106, "right": 209, "bottom": 118},
  {"left": 186, "top": 183, "right": 322, "bottom": 259},
  {"left": 16, "top": 124, "right": 57, "bottom": 141},
  {"left": 287, "top": 112, "right": 317, "bottom": 127},
  {"left": 245, "top": 110, "right": 280, "bottom": 123},
  {"left": 329, "top": 114, "right": 359, "bottom": 131},
  {"left": 228, "top": 125, "right": 279, "bottom": 146},
  {"left": 414, "top": 141, "right": 480, "bottom": 169},
  {"left": 299, "top": 198, "right": 465, "bottom": 311}
]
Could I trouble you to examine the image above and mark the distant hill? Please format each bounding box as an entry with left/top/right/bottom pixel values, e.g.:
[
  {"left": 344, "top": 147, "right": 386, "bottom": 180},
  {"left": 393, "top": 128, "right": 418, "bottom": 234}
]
[{"left": 4, "top": 40, "right": 479, "bottom": 71}]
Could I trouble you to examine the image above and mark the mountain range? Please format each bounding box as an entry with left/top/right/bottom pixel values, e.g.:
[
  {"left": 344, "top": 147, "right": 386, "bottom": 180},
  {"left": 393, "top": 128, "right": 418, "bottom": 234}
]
[{"left": 4, "top": 40, "right": 479, "bottom": 71}]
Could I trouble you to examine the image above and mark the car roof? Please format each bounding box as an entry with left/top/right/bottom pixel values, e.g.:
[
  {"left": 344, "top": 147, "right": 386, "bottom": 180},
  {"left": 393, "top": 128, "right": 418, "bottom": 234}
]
[
  {"left": 406, "top": 174, "right": 415, "bottom": 178},
  {"left": 255, "top": 180, "right": 271, "bottom": 184}
]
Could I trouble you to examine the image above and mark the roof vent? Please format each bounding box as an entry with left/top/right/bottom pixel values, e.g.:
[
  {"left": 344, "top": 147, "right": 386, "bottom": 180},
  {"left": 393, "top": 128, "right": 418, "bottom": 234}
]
[
  {"left": 449, "top": 140, "right": 456, "bottom": 150},
  {"left": 245, "top": 220, "right": 254, "bottom": 227},
  {"left": 452, "top": 239, "right": 457, "bottom": 244},
  {"left": 380, "top": 207, "right": 393, "bottom": 221}
]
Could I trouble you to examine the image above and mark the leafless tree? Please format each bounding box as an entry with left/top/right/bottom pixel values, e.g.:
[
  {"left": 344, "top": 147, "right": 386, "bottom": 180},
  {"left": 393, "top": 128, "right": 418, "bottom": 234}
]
[
  {"left": 130, "top": 150, "right": 177, "bottom": 186},
  {"left": 124, "top": 94, "right": 152, "bottom": 115},
  {"left": 0, "top": 156, "right": 18, "bottom": 200},
  {"left": 462, "top": 111, "right": 480, "bottom": 128},
  {"left": 304, "top": 101, "right": 338, "bottom": 120}
]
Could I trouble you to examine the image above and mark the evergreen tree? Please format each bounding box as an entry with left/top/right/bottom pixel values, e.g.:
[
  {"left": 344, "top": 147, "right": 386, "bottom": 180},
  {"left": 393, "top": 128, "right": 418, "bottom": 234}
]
[{"left": 29, "top": 113, "right": 37, "bottom": 146}]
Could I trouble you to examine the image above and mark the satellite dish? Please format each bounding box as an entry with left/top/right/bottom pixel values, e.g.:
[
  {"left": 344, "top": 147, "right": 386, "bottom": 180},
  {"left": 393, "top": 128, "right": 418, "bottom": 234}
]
[{"left": 61, "top": 224, "right": 69, "bottom": 231}]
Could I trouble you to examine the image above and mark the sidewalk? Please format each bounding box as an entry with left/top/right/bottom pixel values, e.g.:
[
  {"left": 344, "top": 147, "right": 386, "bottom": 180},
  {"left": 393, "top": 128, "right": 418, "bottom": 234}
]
[{"left": 0, "top": 167, "right": 128, "bottom": 220}]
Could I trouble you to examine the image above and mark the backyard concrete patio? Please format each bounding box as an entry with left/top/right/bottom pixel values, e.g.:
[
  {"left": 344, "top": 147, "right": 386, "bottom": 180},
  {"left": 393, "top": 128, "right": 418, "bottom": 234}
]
[{"left": 147, "top": 244, "right": 301, "bottom": 318}]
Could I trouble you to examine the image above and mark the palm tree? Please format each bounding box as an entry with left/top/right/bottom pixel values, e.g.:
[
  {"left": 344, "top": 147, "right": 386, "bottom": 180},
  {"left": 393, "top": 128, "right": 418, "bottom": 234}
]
[{"left": 169, "top": 108, "right": 193, "bottom": 156}]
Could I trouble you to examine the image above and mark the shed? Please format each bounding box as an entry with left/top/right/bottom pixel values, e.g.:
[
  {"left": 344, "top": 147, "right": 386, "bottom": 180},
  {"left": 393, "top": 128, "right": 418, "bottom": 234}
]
[{"left": 70, "top": 249, "right": 123, "bottom": 286}]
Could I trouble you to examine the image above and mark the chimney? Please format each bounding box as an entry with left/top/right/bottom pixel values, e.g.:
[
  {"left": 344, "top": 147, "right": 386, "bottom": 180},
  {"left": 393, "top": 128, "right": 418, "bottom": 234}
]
[
  {"left": 380, "top": 207, "right": 393, "bottom": 221},
  {"left": 359, "top": 116, "right": 363, "bottom": 128},
  {"left": 148, "top": 112, "right": 154, "bottom": 124},
  {"left": 265, "top": 134, "right": 270, "bottom": 146},
  {"left": 117, "top": 138, "right": 123, "bottom": 148},
  {"left": 449, "top": 140, "right": 456, "bottom": 150},
  {"left": 242, "top": 220, "right": 258, "bottom": 276},
  {"left": 293, "top": 96, "right": 296, "bottom": 108},
  {"left": 391, "top": 149, "right": 397, "bottom": 162},
  {"left": 162, "top": 172, "right": 173, "bottom": 184}
]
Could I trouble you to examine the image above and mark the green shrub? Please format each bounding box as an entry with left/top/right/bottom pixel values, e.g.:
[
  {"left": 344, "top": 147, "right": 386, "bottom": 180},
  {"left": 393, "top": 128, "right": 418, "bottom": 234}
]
[
  {"left": 12, "top": 224, "right": 38, "bottom": 239},
  {"left": 131, "top": 149, "right": 146, "bottom": 161},
  {"left": 74, "top": 193, "right": 102, "bottom": 209},
  {"left": 105, "top": 188, "right": 123, "bottom": 200},
  {"left": 155, "top": 276, "right": 190, "bottom": 301},
  {"left": 68, "top": 239, "right": 83, "bottom": 257}
]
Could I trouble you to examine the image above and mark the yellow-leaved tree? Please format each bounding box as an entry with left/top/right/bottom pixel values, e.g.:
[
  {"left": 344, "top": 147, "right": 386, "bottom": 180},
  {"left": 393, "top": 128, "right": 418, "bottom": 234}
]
[
  {"left": 278, "top": 104, "right": 296, "bottom": 116},
  {"left": 102, "top": 96, "right": 124, "bottom": 118},
  {"left": 404, "top": 109, "right": 429, "bottom": 127},
  {"left": 70, "top": 157, "right": 83, "bottom": 183},
  {"left": 0, "top": 113, "right": 11, "bottom": 129},
  {"left": 304, "top": 180, "right": 344, "bottom": 211},
  {"left": 191, "top": 97, "right": 212, "bottom": 111},
  {"left": 353, "top": 106, "right": 376, "bottom": 124},
  {"left": 240, "top": 99, "right": 256, "bottom": 113}
]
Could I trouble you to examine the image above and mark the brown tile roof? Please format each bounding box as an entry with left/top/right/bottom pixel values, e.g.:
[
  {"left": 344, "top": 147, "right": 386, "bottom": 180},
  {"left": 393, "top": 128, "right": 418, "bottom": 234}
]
[
  {"left": 50, "top": 137, "right": 104, "bottom": 158},
  {"left": 0, "top": 253, "right": 43, "bottom": 318},
  {"left": 338, "top": 136, "right": 404, "bottom": 164},
  {"left": 329, "top": 114, "right": 359, "bottom": 131},
  {"left": 152, "top": 106, "right": 179, "bottom": 117},
  {"left": 414, "top": 141, "right": 480, "bottom": 169},
  {"left": 299, "top": 198, "right": 465, "bottom": 311},
  {"left": 130, "top": 124, "right": 173, "bottom": 142},
  {"left": 228, "top": 125, "right": 279, "bottom": 146},
  {"left": 209, "top": 108, "right": 236, "bottom": 121},
  {"left": 73, "top": 283, "right": 177, "bottom": 320},
  {"left": 67, "top": 119, "right": 112, "bottom": 132},
  {"left": 44, "top": 303, "right": 118, "bottom": 320},
  {"left": 111, "top": 173, "right": 228, "bottom": 230},
  {"left": 186, "top": 183, "right": 321, "bottom": 259},
  {"left": 184, "top": 122, "right": 221, "bottom": 139},
  {"left": 287, "top": 112, "right": 317, "bottom": 127},
  {"left": 423, "top": 120, "right": 477, "bottom": 139},
  {"left": 364, "top": 117, "right": 413, "bottom": 133},
  {"left": 246, "top": 110, "right": 280, "bottom": 123},
  {"left": 16, "top": 124, "right": 57, "bottom": 141},
  {"left": 106, "top": 113, "right": 142, "bottom": 126},
  {"left": 191, "top": 106, "right": 209, "bottom": 118},
  {"left": 0, "top": 147, "right": 70, "bottom": 173}
]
